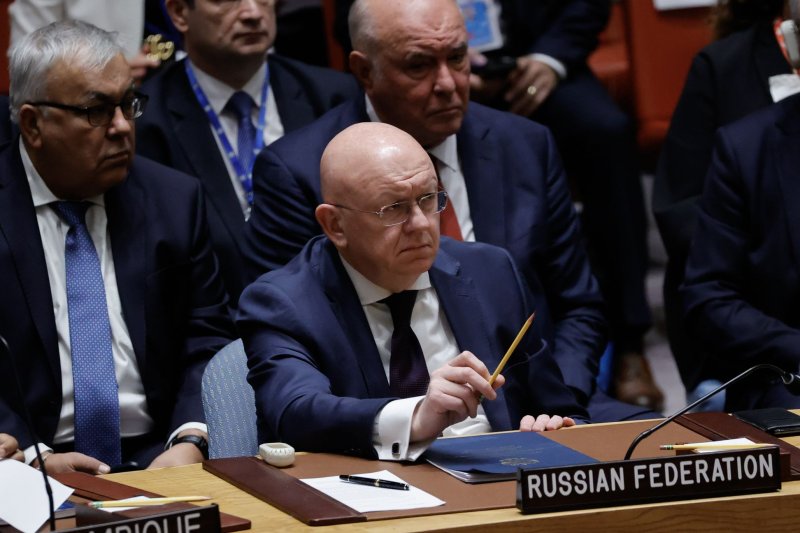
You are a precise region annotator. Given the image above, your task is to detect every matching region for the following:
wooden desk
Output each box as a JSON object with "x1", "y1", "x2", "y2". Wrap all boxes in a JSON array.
[{"x1": 102, "y1": 420, "x2": 800, "y2": 532}]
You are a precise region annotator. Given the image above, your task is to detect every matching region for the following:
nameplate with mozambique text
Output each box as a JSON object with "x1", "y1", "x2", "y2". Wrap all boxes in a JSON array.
[
  {"x1": 65, "y1": 504, "x2": 221, "y2": 533},
  {"x1": 517, "y1": 447, "x2": 781, "y2": 514}
]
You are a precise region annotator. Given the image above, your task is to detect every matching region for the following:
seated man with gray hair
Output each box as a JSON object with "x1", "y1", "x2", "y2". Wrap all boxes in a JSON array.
[
  {"x1": 238, "y1": 122, "x2": 586, "y2": 459},
  {"x1": 0, "y1": 20, "x2": 235, "y2": 474}
]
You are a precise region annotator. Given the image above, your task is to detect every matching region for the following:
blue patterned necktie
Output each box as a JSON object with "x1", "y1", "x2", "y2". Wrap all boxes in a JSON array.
[
  {"x1": 52, "y1": 201, "x2": 121, "y2": 466},
  {"x1": 381, "y1": 291, "x2": 430, "y2": 398},
  {"x1": 226, "y1": 91, "x2": 257, "y2": 174}
]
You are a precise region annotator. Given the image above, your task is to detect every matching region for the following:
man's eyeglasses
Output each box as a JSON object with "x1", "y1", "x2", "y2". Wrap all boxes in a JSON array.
[
  {"x1": 331, "y1": 191, "x2": 449, "y2": 227},
  {"x1": 27, "y1": 93, "x2": 149, "y2": 127}
]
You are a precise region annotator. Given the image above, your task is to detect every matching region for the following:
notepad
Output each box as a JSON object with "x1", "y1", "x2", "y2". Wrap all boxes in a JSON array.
[{"x1": 424, "y1": 431, "x2": 597, "y2": 483}]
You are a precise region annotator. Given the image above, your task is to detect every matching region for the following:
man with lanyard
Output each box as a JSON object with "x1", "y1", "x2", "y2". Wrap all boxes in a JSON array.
[{"x1": 136, "y1": 0, "x2": 359, "y2": 303}]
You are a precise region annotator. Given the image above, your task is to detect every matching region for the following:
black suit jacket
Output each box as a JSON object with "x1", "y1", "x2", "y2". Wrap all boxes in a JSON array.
[
  {"x1": 682, "y1": 94, "x2": 800, "y2": 410},
  {"x1": 135, "y1": 55, "x2": 359, "y2": 302},
  {"x1": 0, "y1": 144, "x2": 236, "y2": 450},
  {"x1": 652, "y1": 22, "x2": 791, "y2": 389}
]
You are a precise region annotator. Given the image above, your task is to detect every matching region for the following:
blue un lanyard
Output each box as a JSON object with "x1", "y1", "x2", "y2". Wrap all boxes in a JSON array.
[{"x1": 184, "y1": 60, "x2": 270, "y2": 207}]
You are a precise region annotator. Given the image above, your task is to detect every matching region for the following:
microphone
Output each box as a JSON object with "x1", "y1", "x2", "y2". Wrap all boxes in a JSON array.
[
  {"x1": 624, "y1": 363, "x2": 800, "y2": 460},
  {"x1": 0, "y1": 333, "x2": 56, "y2": 530}
]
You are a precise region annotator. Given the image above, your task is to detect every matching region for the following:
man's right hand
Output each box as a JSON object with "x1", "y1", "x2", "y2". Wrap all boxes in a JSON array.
[
  {"x1": 35, "y1": 452, "x2": 110, "y2": 475},
  {"x1": 409, "y1": 351, "x2": 505, "y2": 442},
  {"x1": 0, "y1": 433, "x2": 23, "y2": 461}
]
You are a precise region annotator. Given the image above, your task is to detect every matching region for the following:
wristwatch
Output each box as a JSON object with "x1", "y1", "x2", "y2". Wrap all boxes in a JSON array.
[{"x1": 168, "y1": 434, "x2": 209, "y2": 460}]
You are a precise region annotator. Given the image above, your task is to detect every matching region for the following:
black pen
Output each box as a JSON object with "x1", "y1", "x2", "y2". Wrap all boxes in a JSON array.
[{"x1": 339, "y1": 474, "x2": 410, "y2": 491}]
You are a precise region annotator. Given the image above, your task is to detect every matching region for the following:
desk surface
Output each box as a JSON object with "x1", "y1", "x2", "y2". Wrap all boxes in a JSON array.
[{"x1": 104, "y1": 424, "x2": 800, "y2": 532}]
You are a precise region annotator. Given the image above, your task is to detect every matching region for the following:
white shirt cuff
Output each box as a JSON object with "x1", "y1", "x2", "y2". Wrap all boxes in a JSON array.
[
  {"x1": 373, "y1": 397, "x2": 435, "y2": 461},
  {"x1": 23, "y1": 443, "x2": 53, "y2": 465},
  {"x1": 530, "y1": 53, "x2": 567, "y2": 79},
  {"x1": 165, "y1": 422, "x2": 208, "y2": 450}
]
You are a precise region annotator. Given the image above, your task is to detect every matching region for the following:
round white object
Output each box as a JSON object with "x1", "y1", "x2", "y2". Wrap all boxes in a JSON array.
[{"x1": 259, "y1": 442, "x2": 295, "y2": 467}]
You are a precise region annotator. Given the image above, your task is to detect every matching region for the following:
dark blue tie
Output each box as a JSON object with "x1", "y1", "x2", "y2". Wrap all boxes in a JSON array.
[
  {"x1": 382, "y1": 291, "x2": 430, "y2": 398},
  {"x1": 52, "y1": 201, "x2": 121, "y2": 466},
  {"x1": 226, "y1": 91, "x2": 257, "y2": 175}
]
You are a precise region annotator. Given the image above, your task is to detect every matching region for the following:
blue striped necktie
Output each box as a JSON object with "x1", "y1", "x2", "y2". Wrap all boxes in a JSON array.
[
  {"x1": 52, "y1": 201, "x2": 121, "y2": 466},
  {"x1": 226, "y1": 91, "x2": 257, "y2": 174}
]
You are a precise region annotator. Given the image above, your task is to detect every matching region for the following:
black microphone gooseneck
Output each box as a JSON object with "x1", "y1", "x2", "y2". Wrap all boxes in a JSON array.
[
  {"x1": 0, "y1": 333, "x2": 56, "y2": 530},
  {"x1": 624, "y1": 363, "x2": 799, "y2": 460}
]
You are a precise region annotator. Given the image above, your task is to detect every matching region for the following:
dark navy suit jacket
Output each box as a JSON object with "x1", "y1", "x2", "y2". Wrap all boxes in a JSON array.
[
  {"x1": 494, "y1": 0, "x2": 609, "y2": 70},
  {"x1": 682, "y1": 94, "x2": 800, "y2": 410},
  {"x1": 653, "y1": 21, "x2": 791, "y2": 389},
  {"x1": 241, "y1": 98, "x2": 657, "y2": 421},
  {"x1": 237, "y1": 236, "x2": 588, "y2": 456},
  {"x1": 0, "y1": 143, "x2": 236, "y2": 453},
  {"x1": 135, "y1": 55, "x2": 359, "y2": 302}
]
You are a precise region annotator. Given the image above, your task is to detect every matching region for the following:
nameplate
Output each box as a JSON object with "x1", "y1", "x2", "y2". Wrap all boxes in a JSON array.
[
  {"x1": 517, "y1": 447, "x2": 781, "y2": 514},
  {"x1": 65, "y1": 504, "x2": 221, "y2": 533}
]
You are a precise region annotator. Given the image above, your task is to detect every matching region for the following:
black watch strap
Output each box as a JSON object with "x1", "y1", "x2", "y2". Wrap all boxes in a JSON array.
[{"x1": 169, "y1": 434, "x2": 209, "y2": 459}]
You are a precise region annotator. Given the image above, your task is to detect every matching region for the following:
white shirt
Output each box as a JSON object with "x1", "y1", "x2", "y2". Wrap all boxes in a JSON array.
[
  {"x1": 9, "y1": 0, "x2": 145, "y2": 59},
  {"x1": 340, "y1": 257, "x2": 492, "y2": 461},
  {"x1": 365, "y1": 96, "x2": 476, "y2": 242},
  {"x1": 20, "y1": 140, "x2": 203, "y2": 463},
  {"x1": 189, "y1": 60, "x2": 284, "y2": 215}
]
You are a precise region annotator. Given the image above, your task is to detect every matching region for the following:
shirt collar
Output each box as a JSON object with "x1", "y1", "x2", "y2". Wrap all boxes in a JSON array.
[
  {"x1": 20, "y1": 138, "x2": 104, "y2": 208},
  {"x1": 339, "y1": 252, "x2": 432, "y2": 306},
  {"x1": 365, "y1": 95, "x2": 458, "y2": 171},
  {"x1": 188, "y1": 59, "x2": 268, "y2": 116}
]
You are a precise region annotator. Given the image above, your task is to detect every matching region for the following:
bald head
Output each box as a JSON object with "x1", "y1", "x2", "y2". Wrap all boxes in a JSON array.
[
  {"x1": 347, "y1": 0, "x2": 469, "y2": 148},
  {"x1": 349, "y1": 0, "x2": 464, "y2": 56},
  {"x1": 320, "y1": 122, "x2": 433, "y2": 204},
  {"x1": 316, "y1": 122, "x2": 440, "y2": 293}
]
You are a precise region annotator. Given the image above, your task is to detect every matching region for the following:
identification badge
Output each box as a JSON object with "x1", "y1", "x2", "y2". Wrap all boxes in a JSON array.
[{"x1": 458, "y1": 0, "x2": 504, "y2": 52}]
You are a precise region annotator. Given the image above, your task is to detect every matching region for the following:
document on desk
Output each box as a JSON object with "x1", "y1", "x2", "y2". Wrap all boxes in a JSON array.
[
  {"x1": 0, "y1": 459, "x2": 73, "y2": 533},
  {"x1": 300, "y1": 470, "x2": 444, "y2": 513},
  {"x1": 424, "y1": 431, "x2": 597, "y2": 483}
]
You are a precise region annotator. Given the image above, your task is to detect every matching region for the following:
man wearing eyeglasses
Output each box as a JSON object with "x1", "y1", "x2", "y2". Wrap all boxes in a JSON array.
[
  {"x1": 244, "y1": 0, "x2": 657, "y2": 423},
  {"x1": 238, "y1": 122, "x2": 586, "y2": 459},
  {"x1": 0, "y1": 21, "x2": 235, "y2": 474}
]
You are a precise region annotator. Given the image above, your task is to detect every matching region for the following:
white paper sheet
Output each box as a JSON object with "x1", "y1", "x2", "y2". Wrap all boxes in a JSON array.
[
  {"x1": 300, "y1": 470, "x2": 445, "y2": 513},
  {"x1": 0, "y1": 459, "x2": 73, "y2": 533},
  {"x1": 653, "y1": 0, "x2": 716, "y2": 11}
]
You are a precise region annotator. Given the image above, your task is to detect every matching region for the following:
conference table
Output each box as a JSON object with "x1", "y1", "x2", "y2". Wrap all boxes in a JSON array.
[{"x1": 97, "y1": 417, "x2": 800, "y2": 532}]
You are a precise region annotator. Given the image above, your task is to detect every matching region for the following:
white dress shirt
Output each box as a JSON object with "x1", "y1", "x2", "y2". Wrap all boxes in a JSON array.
[
  {"x1": 340, "y1": 257, "x2": 492, "y2": 461},
  {"x1": 365, "y1": 96, "x2": 476, "y2": 242},
  {"x1": 189, "y1": 60, "x2": 285, "y2": 215},
  {"x1": 20, "y1": 140, "x2": 203, "y2": 463}
]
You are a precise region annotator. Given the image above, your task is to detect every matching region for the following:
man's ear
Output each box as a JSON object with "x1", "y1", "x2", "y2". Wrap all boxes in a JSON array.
[
  {"x1": 316, "y1": 203, "x2": 347, "y2": 248},
  {"x1": 348, "y1": 51, "x2": 374, "y2": 90},
  {"x1": 165, "y1": 0, "x2": 190, "y2": 33},
  {"x1": 18, "y1": 105, "x2": 43, "y2": 149}
]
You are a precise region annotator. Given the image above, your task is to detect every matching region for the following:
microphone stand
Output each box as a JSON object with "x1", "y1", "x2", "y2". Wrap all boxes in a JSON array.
[
  {"x1": 0, "y1": 334, "x2": 56, "y2": 530},
  {"x1": 624, "y1": 363, "x2": 795, "y2": 460}
]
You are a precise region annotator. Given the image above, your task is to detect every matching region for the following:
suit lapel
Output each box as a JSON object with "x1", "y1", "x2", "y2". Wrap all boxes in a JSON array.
[
  {"x1": 316, "y1": 239, "x2": 391, "y2": 397},
  {"x1": 774, "y1": 100, "x2": 800, "y2": 271},
  {"x1": 457, "y1": 111, "x2": 507, "y2": 246},
  {"x1": 430, "y1": 248, "x2": 513, "y2": 431},
  {"x1": 753, "y1": 22, "x2": 794, "y2": 99},
  {"x1": 168, "y1": 65, "x2": 245, "y2": 242},
  {"x1": 269, "y1": 57, "x2": 317, "y2": 132},
  {"x1": 105, "y1": 164, "x2": 147, "y2": 368},
  {"x1": 0, "y1": 144, "x2": 61, "y2": 384}
]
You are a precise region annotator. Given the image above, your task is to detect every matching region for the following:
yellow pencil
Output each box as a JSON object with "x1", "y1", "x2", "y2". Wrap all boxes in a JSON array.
[
  {"x1": 660, "y1": 443, "x2": 774, "y2": 451},
  {"x1": 488, "y1": 312, "x2": 536, "y2": 387},
  {"x1": 89, "y1": 496, "x2": 211, "y2": 509}
]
